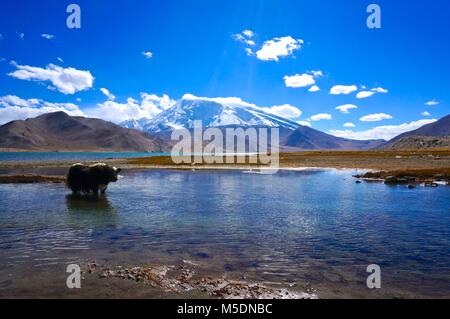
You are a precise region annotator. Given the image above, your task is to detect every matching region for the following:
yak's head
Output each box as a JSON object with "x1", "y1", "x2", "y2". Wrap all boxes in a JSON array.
[
  {"x1": 91, "y1": 164, "x2": 122, "y2": 183},
  {"x1": 108, "y1": 166, "x2": 122, "y2": 182}
]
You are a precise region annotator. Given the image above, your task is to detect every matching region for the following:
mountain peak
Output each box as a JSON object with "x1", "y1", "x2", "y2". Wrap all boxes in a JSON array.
[
  {"x1": 127, "y1": 97, "x2": 301, "y2": 133},
  {"x1": 35, "y1": 111, "x2": 72, "y2": 120}
]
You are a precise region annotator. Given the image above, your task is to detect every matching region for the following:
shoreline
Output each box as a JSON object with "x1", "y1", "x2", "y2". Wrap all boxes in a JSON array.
[
  {"x1": 0, "y1": 150, "x2": 449, "y2": 185},
  {"x1": 2, "y1": 167, "x2": 448, "y2": 185},
  {"x1": 1, "y1": 149, "x2": 450, "y2": 168}
]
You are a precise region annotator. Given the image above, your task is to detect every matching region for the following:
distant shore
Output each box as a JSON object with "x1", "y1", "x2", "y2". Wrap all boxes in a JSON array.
[
  {"x1": 1, "y1": 149, "x2": 449, "y2": 170},
  {"x1": 0, "y1": 149, "x2": 449, "y2": 185}
]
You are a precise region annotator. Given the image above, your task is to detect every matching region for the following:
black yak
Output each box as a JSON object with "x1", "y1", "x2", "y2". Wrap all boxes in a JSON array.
[{"x1": 67, "y1": 163, "x2": 121, "y2": 195}]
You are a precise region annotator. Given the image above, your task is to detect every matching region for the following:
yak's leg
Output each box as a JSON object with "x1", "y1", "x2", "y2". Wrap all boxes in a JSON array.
[
  {"x1": 99, "y1": 184, "x2": 108, "y2": 194},
  {"x1": 92, "y1": 186, "x2": 99, "y2": 196}
]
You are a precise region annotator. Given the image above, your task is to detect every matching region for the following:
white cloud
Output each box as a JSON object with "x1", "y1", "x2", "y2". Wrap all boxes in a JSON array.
[
  {"x1": 343, "y1": 122, "x2": 356, "y2": 128},
  {"x1": 356, "y1": 87, "x2": 388, "y2": 99},
  {"x1": 336, "y1": 104, "x2": 358, "y2": 114},
  {"x1": 308, "y1": 113, "x2": 332, "y2": 121},
  {"x1": 141, "y1": 93, "x2": 176, "y2": 111},
  {"x1": 329, "y1": 85, "x2": 357, "y2": 95},
  {"x1": 245, "y1": 48, "x2": 254, "y2": 56},
  {"x1": 356, "y1": 91, "x2": 375, "y2": 99},
  {"x1": 371, "y1": 87, "x2": 388, "y2": 93},
  {"x1": 232, "y1": 30, "x2": 256, "y2": 46},
  {"x1": 242, "y1": 30, "x2": 254, "y2": 38},
  {"x1": 256, "y1": 36, "x2": 303, "y2": 62},
  {"x1": 297, "y1": 120, "x2": 312, "y2": 127},
  {"x1": 0, "y1": 95, "x2": 84, "y2": 125},
  {"x1": 425, "y1": 99, "x2": 439, "y2": 106},
  {"x1": 234, "y1": 35, "x2": 255, "y2": 46},
  {"x1": 182, "y1": 94, "x2": 256, "y2": 108},
  {"x1": 284, "y1": 70, "x2": 322, "y2": 89},
  {"x1": 57, "y1": 57, "x2": 64, "y2": 63},
  {"x1": 0, "y1": 34, "x2": 3, "y2": 40},
  {"x1": 87, "y1": 93, "x2": 176, "y2": 123},
  {"x1": 284, "y1": 73, "x2": 315, "y2": 88},
  {"x1": 0, "y1": 95, "x2": 39, "y2": 108},
  {"x1": 41, "y1": 34, "x2": 55, "y2": 40},
  {"x1": 421, "y1": 111, "x2": 431, "y2": 117},
  {"x1": 8, "y1": 63, "x2": 94, "y2": 95},
  {"x1": 360, "y1": 113, "x2": 393, "y2": 122},
  {"x1": 142, "y1": 51, "x2": 153, "y2": 59},
  {"x1": 309, "y1": 85, "x2": 320, "y2": 92},
  {"x1": 16, "y1": 31, "x2": 24, "y2": 39},
  {"x1": 262, "y1": 104, "x2": 302, "y2": 119},
  {"x1": 100, "y1": 88, "x2": 116, "y2": 101},
  {"x1": 329, "y1": 119, "x2": 437, "y2": 141}
]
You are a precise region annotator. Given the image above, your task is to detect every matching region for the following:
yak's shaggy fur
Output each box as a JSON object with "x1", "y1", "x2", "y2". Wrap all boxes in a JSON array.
[{"x1": 67, "y1": 163, "x2": 121, "y2": 195}]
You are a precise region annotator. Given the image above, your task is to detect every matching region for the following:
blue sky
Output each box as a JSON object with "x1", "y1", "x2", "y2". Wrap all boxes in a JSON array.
[{"x1": 0, "y1": 0, "x2": 449, "y2": 140}]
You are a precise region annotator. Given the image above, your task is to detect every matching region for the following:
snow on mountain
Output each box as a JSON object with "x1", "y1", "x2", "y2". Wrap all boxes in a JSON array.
[
  {"x1": 120, "y1": 118, "x2": 151, "y2": 131},
  {"x1": 120, "y1": 97, "x2": 301, "y2": 133}
]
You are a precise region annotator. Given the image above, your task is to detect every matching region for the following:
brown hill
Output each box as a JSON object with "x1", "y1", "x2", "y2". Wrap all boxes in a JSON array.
[
  {"x1": 0, "y1": 112, "x2": 167, "y2": 152},
  {"x1": 381, "y1": 114, "x2": 450, "y2": 149},
  {"x1": 383, "y1": 136, "x2": 450, "y2": 150},
  {"x1": 283, "y1": 125, "x2": 385, "y2": 150}
]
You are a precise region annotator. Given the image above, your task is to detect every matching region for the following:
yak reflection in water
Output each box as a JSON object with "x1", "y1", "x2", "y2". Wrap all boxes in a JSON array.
[{"x1": 65, "y1": 194, "x2": 116, "y2": 214}]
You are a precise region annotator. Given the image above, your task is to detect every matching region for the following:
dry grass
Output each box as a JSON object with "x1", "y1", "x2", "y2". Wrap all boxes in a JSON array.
[
  {"x1": 0, "y1": 175, "x2": 66, "y2": 184},
  {"x1": 126, "y1": 155, "x2": 266, "y2": 166},
  {"x1": 125, "y1": 149, "x2": 450, "y2": 171}
]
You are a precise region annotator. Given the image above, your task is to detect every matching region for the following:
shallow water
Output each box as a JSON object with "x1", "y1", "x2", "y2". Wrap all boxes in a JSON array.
[
  {"x1": 0, "y1": 169, "x2": 449, "y2": 298},
  {"x1": 0, "y1": 152, "x2": 168, "y2": 162}
]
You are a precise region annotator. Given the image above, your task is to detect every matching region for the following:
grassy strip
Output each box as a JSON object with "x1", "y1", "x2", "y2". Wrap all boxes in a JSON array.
[
  {"x1": 0, "y1": 175, "x2": 66, "y2": 184},
  {"x1": 124, "y1": 149, "x2": 450, "y2": 169}
]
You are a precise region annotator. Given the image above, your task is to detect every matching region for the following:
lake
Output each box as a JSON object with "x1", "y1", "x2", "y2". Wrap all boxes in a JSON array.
[
  {"x1": 0, "y1": 152, "x2": 169, "y2": 162},
  {"x1": 0, "y1": 169, "x2": 449, "y2": 298}
]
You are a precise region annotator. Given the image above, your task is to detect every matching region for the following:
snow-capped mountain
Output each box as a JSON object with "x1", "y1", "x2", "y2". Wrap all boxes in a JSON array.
[
  {"x1": 120, "y1": 118, "x2": 151, "y2": 132},
  {"x1": 117, "y1": 97, "x2": 389, "y2": 150},
  {"x1": 120, "y1": 97, "x2": 301, "y2": 133}
]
